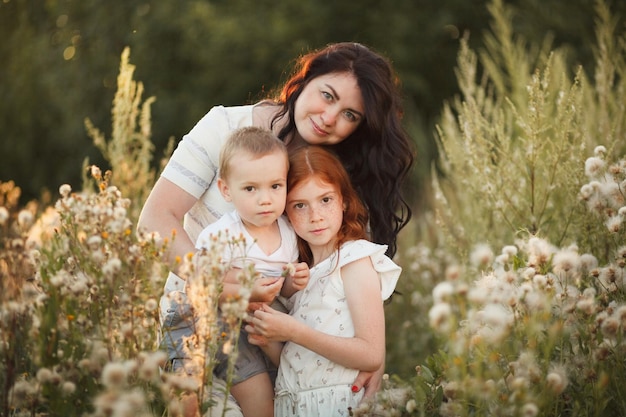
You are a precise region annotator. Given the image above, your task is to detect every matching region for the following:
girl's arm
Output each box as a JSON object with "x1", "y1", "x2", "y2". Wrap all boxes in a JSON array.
[{"x1": 250, "y1": 256, "x2": 385, "y2": 372}]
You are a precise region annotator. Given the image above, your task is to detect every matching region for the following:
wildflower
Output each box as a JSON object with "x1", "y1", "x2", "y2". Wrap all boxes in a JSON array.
[
  {"x1": 59, "y1": 183, "x2": 72, "y2": 197},
  {"x1": 594, "y1": 145, "x2": 607, "y2": 156},
  {"x1": 62, "y1": 381, "x2": 76, "y2": 395},
  {"x1": 101, "y1": 362, "x2": 129, "y2": 388},
  {"x1": 17, "y1": 209, "x2": 34, "y2": 228},
  {"x1": 432, "y1": 281, "x2": 455, "y2": 303},
  {"x1": 90, "y1": 165, "x2": 102, "y2": 179},
  {"x1": 546, "y1": 366, "x2": 569, "y2": 395},
  {"x1": 429, "y1": 302, "x2": 453, "y2": 333},
  {"x1": 605, "y1": 215, "x2": 622, "y2": 233},
  {"x1": 580, "y1": 253, "x2": 598, "y2": 272},
  {"x1": 470, "y1": 243, "x2": 494, "y2": 268},
  {"x1": 585, "y1": 156, "x2": 605, "y2": 178},
  {"x1": 552, "y1": 249, "x2": 581, "y2": 278},
  {"x1": 36, "y1": 367, "x2": 54, "y2": 383},
  {"x1": 521, "y1": 402, "x2": 539, "y2": 417},
  {"x1": 281, "y1": 262, "x2": 296, "y2": 277},
  {"x1": 145, "y1": 298, "x2": 158, "y2": 312},
  {"x1": 0, "y1": 206, "x2": 8, "y2": 225},
  {"x1": 527, "y1": 237, "x2": 555, "y2": 268},
  {"x1": 102, "y1": 258, "x2": 122, "y2": 276}
]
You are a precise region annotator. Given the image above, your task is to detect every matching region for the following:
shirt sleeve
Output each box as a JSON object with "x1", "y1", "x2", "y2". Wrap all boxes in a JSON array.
[{"x1": 161, "y1": 105, "x2": 230, "y2": 199}]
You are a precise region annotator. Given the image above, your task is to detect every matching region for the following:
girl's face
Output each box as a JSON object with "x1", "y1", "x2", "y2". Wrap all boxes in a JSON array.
[
  {"x1": 293, "y1": 72, "x2": 365, "y2": 146},
  {"x1": 286, "y1": 176, "x2": 344, "y2": 263}
]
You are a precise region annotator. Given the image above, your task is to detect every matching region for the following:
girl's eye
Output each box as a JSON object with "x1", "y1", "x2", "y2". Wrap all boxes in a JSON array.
[
  {"x1": 244, "y1": 186, "x2": 254, "y2": 192},
  {"x1": 272, "y1": 184, "x2": 282, "y2": 190},
  {"x1": 321, "y1": 197, "x2": 332, "y2": 204},
  {"x1": 293, "y1": 203, "x2": 305, "y2": 209}
]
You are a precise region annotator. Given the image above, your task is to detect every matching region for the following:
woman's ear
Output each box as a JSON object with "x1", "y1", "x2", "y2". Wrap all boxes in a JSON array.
[{"x1": 217, "y1": 177, "x2": 232, "y2": 202}]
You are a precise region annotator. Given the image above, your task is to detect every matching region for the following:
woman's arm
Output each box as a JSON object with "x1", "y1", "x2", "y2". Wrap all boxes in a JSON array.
[
  {"x1": 137, "y1": 177, "x2": 197, "y2": 268},
  {"x1": 250, "y1": 257, "x2": 385, "y2": 372}
]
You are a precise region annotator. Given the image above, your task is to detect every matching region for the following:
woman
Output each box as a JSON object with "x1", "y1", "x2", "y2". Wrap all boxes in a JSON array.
[{"x1": 138, "y1": 41, "x2": 414, "y2": 403}]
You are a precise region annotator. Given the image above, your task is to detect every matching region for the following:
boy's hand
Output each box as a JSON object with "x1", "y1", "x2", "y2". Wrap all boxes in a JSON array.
[{"x1": 248, "y1": 276, "x2": 284, "y2": 312}]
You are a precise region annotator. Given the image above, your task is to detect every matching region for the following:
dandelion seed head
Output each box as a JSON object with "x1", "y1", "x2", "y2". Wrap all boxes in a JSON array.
[
  {"x1": 0, "y1": 206, "x2": 9, "y2": 225},
  {"x1": 605, "y1": 215, "x2": 622, "y2": 233},
  {"x1": 585, "y1": 156, "x2": 605, "y2": 178},
  {"x1": 445, "y1": 264, "x2": 461, "y2": 281},
  {"x1": 62, "y1": 381, "x2": 76, "y2": 395},
  {"x1": 470, "y1": 243, "x2": 494, "y2": 268},
  {"x1": 546, "y1": 366, "x2": 569, "y2": 394},
  {"x1": 601, "y1": 317, "x2": 620, "y2": 337},
  {"x1": 579, "y1": 183, "x2": 594, "y2": 200},
  {"x1": 580, "y1": 253, "x2": 598, "y2": 272},
  {"x1": 522, "y1": 402, "x2": 539, "y2": 417},
  {"x1": 17, "y1": 209, "x2": 34, "y2": 228},
  {"x1": 576, "y1": 298, "x2": 596, "y2": 315},
  {"x1": 552, "y1": 249, "x2": 581, "y2": 278},
  {"x1": 36, "y1": 367, "x2": 53, "y2": 383},
  {"x1": 405, "y1": 399, "x2": 417, "y2": 413},
  {"x1": 102, "y1": 362, "x2": 128, "y2": 388},
  {"x1": 59, "y1": 184, "x2": 72, "y2": 198},
  {"x1": 102, "y1": 258, "x2": 122, "y2": 276},
  {"x1": 433, "y1": 281, "x2": 455, "y2": 303},
  {"x1": 594, "y1": 145, "x2": 607, "y2": 156},
  {"x1": 429, "y1": 302, "x2": 452, "y2": 333},
  {"x1": 145, "y1": 298, "x2": 158, "y2": 312}
]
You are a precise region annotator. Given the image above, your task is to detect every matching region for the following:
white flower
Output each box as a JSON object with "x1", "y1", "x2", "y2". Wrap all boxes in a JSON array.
[
  {"x1": 594, "y1": 145, "x2": 607, "y2": 156},
  {"x1": 470, "y1": 243, "x2": 494, "y2": 268},
  {"x1": 585, "y1": 156, "x2": 605, "y2": 178},
  {"x1": 0, "y1": 206, "x2": 9, "y2": 225},
  {"x1": 59, "y1": 184, "x2": 72, "y2": 198},
  {"x1": 429, "y1": 302, "x2": 453, "y2": 333},
  {"x1": 432, "y1": 281, "x2": 455, "y2": 303},
  {"x1": 17, "y1": 209, "x2": 34, "y2": 228}
]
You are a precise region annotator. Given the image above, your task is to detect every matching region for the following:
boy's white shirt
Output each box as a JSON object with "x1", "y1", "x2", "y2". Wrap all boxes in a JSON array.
[{"x1": 195, "y1": 210, "x2": 299, "y2": 276}]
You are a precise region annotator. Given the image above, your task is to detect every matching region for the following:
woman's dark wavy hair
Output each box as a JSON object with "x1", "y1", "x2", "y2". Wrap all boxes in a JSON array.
[
  {"x1": 271, "y1": 42, "x2": 414, "y2": 257},
  {"x1": 287, "y1": 146, "x2": 369, "y2": 267}
]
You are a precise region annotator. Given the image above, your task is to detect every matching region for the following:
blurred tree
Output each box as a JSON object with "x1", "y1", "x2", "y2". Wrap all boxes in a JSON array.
[{"x1": 0, "y1": 0, "x2": 624, "y2": 207}]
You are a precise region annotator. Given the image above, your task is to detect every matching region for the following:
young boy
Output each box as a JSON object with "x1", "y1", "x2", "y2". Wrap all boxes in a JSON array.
[{"x1": 194, "y1": 126, "x2": 308, "y2": 417}]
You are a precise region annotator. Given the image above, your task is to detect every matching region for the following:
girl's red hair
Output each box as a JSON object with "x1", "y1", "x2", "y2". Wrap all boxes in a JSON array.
[{"x1": 288, "y1": 146, "x2": 369, "y2": 266}]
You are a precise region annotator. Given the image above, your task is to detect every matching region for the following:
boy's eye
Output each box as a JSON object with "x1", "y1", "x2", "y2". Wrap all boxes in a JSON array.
[
  {"x1": 272, "y1": 184, "x2": 282, "y2": 190},
  {"x1": 244, "y1": 186, "x2": 254, "y2": 192}
]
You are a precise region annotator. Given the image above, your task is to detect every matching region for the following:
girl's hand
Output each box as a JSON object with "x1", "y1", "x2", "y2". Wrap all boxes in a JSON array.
[
  {"x1": 249, "y1": 303, "x2": 297, "y2": 342},
  {"x1": 289, "y1": 261, "x2": 310, "y2": 291}
]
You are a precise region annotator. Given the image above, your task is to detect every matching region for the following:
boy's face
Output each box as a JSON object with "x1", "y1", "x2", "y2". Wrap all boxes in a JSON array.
[{"x1": 218, "y1": 150, "x2": 288, "y2": 231}]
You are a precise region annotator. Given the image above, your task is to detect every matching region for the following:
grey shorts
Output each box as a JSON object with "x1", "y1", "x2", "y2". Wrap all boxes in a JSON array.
[{"x1": 213, "y1": 324, "x2": 276, "y2": 385}]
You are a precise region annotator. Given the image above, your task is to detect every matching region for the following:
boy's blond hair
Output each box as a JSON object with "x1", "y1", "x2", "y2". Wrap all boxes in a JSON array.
[{"x1": 219, "y1": 126, "x2": 289, "y2": 180}]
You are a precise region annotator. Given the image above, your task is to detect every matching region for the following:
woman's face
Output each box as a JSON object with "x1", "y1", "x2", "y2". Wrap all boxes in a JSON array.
[{"x1": 293, "y1": 72, "x2": 364, "y2": 146}]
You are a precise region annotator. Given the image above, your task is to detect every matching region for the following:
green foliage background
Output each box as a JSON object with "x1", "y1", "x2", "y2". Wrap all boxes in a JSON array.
[{"x1": 2, "y1": 0, "x2": 624, "y2": 205}]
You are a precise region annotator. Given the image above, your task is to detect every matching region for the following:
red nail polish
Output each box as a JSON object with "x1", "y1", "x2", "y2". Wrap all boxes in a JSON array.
[{"x1": 351, "y1": 385, "x2": 359, "y2": 393}]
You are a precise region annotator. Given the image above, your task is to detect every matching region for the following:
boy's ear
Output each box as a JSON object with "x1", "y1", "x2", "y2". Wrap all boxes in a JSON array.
[{"x1": 217, "y1": 178, "x2": 232, "y2": 202}]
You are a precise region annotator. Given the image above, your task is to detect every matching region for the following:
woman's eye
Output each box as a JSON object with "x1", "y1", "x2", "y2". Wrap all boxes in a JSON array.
[
  {"x1": 343, "y1": 111, "x2": 358, "y2": 122},
  {"x1": 322, "y1": 91, "x2": 333, "y2": 101}
]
